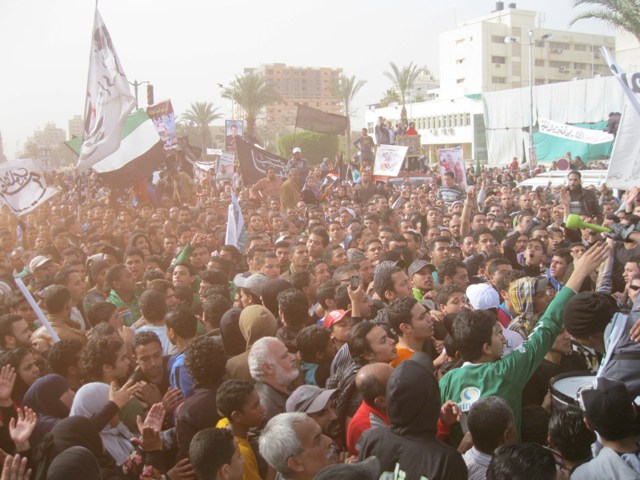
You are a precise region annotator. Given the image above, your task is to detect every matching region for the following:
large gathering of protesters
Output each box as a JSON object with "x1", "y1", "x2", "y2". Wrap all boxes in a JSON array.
[{"x1": 0, "y1": 141, "x2": 639, "y2": 480}]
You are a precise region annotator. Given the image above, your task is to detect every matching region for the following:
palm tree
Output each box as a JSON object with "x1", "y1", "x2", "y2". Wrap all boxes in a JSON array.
[
  {"x1": 571, "y1": 0, "x2": 640, "y2": 42},
  {"x1": 222, "y1": 72, "x2": 282, "y2": 143},
  {"x1": 383, "y1": 62, "x2": 424, "y2": 122},
  {"x1": 181, "y1": 102, "x2": 222, "y2": 158},
  {"x1": 332, "y1": 74, "x2": 367, "y2": 159},
  {"x1": 379, "y1": 88, "x2": 401, "y2": 107}
]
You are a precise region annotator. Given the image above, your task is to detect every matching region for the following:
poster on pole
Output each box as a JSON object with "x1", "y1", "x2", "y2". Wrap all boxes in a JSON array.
[
  {"x1": 147, "y1": 100, "x2": 177, "y2": 150},
  {"x1": 218, "y1": 151, "x2": 235, "y2": 175},
  {"x1": 373, "y1": 145, "x2": 408, "y2": 177},
  {"x1": 225, "y1": 120, "x2": 243, "y2": 152},
  {"x1": 438, "y1": 146, "x2": 467, "y2": 188}
]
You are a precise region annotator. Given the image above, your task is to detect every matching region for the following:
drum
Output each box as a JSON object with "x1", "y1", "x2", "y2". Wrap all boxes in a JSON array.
[{"x1": 550, "y1": 371, "x2": 596, "y2": 409}]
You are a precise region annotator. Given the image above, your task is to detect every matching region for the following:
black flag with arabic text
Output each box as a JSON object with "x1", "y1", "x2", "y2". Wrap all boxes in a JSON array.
[
  {"x1": 295, "y1": 104, "x2": 348, "y2": 135},
  {"x1": 236, "y1": 137, "x2": 288, "y2": 186}
]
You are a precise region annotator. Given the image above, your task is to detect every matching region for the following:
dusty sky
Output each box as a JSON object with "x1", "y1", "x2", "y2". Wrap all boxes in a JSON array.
[{"x1": 0, "y1": 0, "x2": 610, "y2": 158}]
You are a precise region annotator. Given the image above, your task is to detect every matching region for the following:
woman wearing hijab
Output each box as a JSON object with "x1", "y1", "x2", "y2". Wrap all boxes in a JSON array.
[
  {"x1": 23, "y1": 374, "x2": 75, "y2": 448},
  {"x1": 70, "y1": 383, "x2": 137, "y2": 466},
  {"x1": 47, "y1": 446, "x2": 101, "y2": 480},
  {"x1": 34, "y1": 416, "x2": 164, "y2": 480}
]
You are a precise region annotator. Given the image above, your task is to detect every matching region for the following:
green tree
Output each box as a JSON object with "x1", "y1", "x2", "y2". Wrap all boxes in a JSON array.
[
  {"x1": 181, "y1": 102, "x2": 222, "y2": 158},
  {"x1": 332, "y1": 74, "x2": 367, "y2": 160},
  {"x1": 379, "y1": 88, "x2": 400, "y2": 107},
  {"x1": 383, "y1": 62, "x2": 424, "y2": 122},
  {"x1": 571, "y1": 0, "x2": 640, "y2": 42},
  {"x1": 223, "y1": 72, "x2": 282, "y2": 144},
  {"x1": 277, "y1": 131, "x2": 339, "y2": 165}
]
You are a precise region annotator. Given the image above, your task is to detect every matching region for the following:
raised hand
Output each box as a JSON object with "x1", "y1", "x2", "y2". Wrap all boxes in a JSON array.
[
  {"x1": 162, "y1": 388, "x2": 183, "y2": 414},
  {"x1": 167, "y1": 458, "x2": 196, "y2": 480},
  {"x1": 0, "y1": 454, "x2": 31, "y2": 480},
  {"x1": 439, "y1": 400, "x2": 461, "y2": 426},
  {"x1": 0, "y1": 366, "x2": 16, "y2": 406},
  {"x1": 9, "y1": 408, "x2": 37, "y2": 452},
  {"x1": 130, "y1": 426, "x2": 162, "y2": 452},
  {"x1": 137, "y1": 403, "x2": 165, "y2": 434},
  {"x1": 109, "y1": 380, "x2": 141, "y2": 409}
]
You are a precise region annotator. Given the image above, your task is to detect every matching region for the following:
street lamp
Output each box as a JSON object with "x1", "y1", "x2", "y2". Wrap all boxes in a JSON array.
[
  {"x1": 504, "y1": 31, "x2": 552, "y2": 170},
  {"x1": 129, "y1": 79, "x2": 150, "y2": 109}
]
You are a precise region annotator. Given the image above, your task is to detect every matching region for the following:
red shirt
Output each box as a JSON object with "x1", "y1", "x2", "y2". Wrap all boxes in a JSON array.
[{"x1": 346, "y1": 401, "x2": 389, "y2": 455}]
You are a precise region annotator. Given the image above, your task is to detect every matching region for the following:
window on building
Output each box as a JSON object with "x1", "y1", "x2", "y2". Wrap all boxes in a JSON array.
[
  {"x1": 535, "y1": 59, "x2": 545, "y2": 67},
  {"x1": 574, "y1": 44, "x2": 588, "y2": 51},
  {"x1": 574, "y1": 62, "x2": 588, "y2": 70},
  {"x1": 492, "y1": 56, "x2": 506, "y2": 64},
  {"x1": 456, "y1": 58, "x2": 465, "y2": 64},
  {"x1": 492, "y1": 35, "x2": 505, "y2": 43},
  {"x1": 464, "y1": 113, "x2": 471, "y2": 126},
  {"x1": 456, "y1": 78, "x2": 465, "y2": 84},
  {"x1": 492, "y1": 76, "x2": 507, "y2": 84}
]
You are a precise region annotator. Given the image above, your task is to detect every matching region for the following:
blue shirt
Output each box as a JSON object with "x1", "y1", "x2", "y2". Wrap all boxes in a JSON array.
[{"x1": 168, "y1": 352, "x2": 194, "y2": 400}]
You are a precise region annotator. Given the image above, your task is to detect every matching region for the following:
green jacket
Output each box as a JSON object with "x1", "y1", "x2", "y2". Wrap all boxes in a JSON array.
[{"x1": 439, "y1": 287, "x2": 575, "y2": 435}]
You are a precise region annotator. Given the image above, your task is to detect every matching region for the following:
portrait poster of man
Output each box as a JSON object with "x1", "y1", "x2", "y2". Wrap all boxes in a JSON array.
[
  {"x1": 225, "y1": 120, "x2": 243, "y2": 152},
  {"x1": 438, "y1": 146, "x2": 467, "y2": 188}
]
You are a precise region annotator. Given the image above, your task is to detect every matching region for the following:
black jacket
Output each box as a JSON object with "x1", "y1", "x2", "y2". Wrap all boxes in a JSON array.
[{"x1": 359, "y1": 353, "x2": 467, "y2": 480}]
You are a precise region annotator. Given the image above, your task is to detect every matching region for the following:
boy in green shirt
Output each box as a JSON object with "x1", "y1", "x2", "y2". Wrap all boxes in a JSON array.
[{"x1": 439, "y1": 242, "x2": 608, "y2": 434}]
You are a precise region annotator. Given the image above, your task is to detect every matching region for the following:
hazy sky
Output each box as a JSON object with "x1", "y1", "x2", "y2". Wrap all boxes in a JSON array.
[{"x1": 0, "y1": 0, "x2": 611, "y2": 158}]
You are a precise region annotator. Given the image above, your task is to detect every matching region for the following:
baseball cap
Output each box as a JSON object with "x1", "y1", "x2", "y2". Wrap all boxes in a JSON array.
[
  {"x1": 315, "y1": 456, "x2": 380, "y2": 480},
  {"x1": 28, "y1": 255, "x2": 53, "y2": 272},
  {"x1": 322, "y1": 309, "x2": 351, "y2": 329},
  {"x1": 466, "y1": 283, "x2": 500, "y2": 310},
  {"x1": 233, "y1": 273, "x2": 268, "y2": 297},
  {"x1": 534, "y1": 276, "x2": 550, "y2": 294},
  {"x1": 579, "y1": 377, "x2": 638, "y2": 440},
  {"x1": 408, "y1": 260, "x2": 436, "y2": 277},
  {"x1": 292, "y1": 147, "x2": 302, "y2": 154},
  {"x1": 285, "y1": 385, "x2": 337, "y2": 414}
]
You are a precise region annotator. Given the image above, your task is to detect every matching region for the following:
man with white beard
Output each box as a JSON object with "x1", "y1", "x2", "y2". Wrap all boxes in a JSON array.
[{"x1": 249, "y1": 336, "x2": 300, "y2": 422}]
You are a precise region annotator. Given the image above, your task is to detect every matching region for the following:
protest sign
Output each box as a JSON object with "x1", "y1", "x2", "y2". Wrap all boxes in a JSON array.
[
  {"x1": 438, "y1": 146, "x2": 467, "y2": 188},
  {"x1": 373, "y1": 145, "x2": 408, "y2": 177}
]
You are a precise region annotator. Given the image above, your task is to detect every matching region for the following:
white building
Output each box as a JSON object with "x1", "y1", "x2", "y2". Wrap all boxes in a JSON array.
[
  {"x1": 438, "y1": 2, "x2": 614, "y2": 99},
  {"x1": 365, "y1": 97, "x2": 485, "y2": 163},
  {"x1": 615, "y1": 29, "x2": 640, "y2": 73}
]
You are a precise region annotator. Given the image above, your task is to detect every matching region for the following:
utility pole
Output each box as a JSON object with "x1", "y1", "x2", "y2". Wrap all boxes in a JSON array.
[{"x1": 129, "y1": 79, "x2": 150, "y2": 109}]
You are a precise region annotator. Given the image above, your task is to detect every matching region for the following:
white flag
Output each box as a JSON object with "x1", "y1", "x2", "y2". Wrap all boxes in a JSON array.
[
  {"x1": 78, "y1": 9, "x2": 135, "y2": 171},
  {"x1": 0, "y1": 160, "x2": 58, "y2": 216},
  {"x1": 225, "y1": 192, "x2": 246, "y2": 252},
  {"x1": 601, "y1": 47, "x2": 640, "y2": 118}
]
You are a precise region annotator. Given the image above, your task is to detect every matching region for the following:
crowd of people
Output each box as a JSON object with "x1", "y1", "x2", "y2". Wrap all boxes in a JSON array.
[{"x1": 0, "y1": 149, "x2": 638, "y2": 480}]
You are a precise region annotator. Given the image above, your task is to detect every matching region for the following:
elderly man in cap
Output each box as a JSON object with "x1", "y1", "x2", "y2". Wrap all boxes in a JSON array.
[
  {"x1": 286, "y1": 385, "x2": 340, "y2": 440},
  {"x1": 286, "y1": 147, "x2": 309, "y2": 185},
  {"x1": 573, "y1": 377, "x2": 640, "y2": 479},
  {"x1": 28, "y1": 255, "x2": 56, "y2": 290}
]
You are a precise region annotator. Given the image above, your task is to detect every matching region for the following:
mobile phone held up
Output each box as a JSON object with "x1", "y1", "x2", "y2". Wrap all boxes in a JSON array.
[{"x1": 350, "y1": 275, "x2": 360, "y2": 291}]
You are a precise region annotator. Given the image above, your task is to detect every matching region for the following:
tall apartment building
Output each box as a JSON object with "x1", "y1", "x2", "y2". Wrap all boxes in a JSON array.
[
  {"x1": 28, "y1": 122, "x2": 66, "y2": 153},
  {"x1": 439, "y1": 2, "x2": 615, "y2": 98},
  {"x1": 246, "y1": 63, "x2": 342, "y2": 130},
  {"x1": 68, "y1": 114, "x2": 83, "y2": 140}
]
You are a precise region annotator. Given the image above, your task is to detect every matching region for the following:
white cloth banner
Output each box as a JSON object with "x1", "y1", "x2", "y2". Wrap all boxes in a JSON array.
[
  {"x1": 605, "y1": 105, "x2": 640, "y2": 189},
  {"x1": 0, "y1": 161, "x2": 58, "y2": 216},
  {"x1": 538, "y1": 118, "x2": 613, "y2": 144},
  {"x1": 601, "y1": 47, "x2": 640, "y2": 118},
  {"x1": 207, "y1": 148, "x2": 223, "y2": 156},
  {"x1": 438, "y1": 146, "x2": 468, "y2": 189},
  {"x1": 373, "y1": 145, "x2": 408, "y2": 177},
  {"x1": 225, "y1": 191, "x2": 246, "y2": 252},
  {"x1": 78, "y1": 8, "x2": 135, "y2": 171}
]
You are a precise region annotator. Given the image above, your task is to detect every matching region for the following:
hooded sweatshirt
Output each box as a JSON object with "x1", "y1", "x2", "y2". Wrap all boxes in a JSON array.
[
  {"x1": 359, "y1": 353, "x2": 467, "y2": 480},
  {"x1": 225, "y1": 305, "x2": 277, "y2": 382}
]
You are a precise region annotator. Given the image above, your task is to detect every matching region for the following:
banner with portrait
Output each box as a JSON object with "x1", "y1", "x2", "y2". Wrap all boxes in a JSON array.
[
  {"x1": 438, "y1": 146, "x2": 467, "y2": 188},
  {"x1": 225, "y1": 120, "x2": 244, "y2": 152},
  {"x1": 147, "y1": 100, "x2": 178, "y2": 150},
  {"x1": 373, "y1": 145, "x2": 408, "y2": 177}
]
